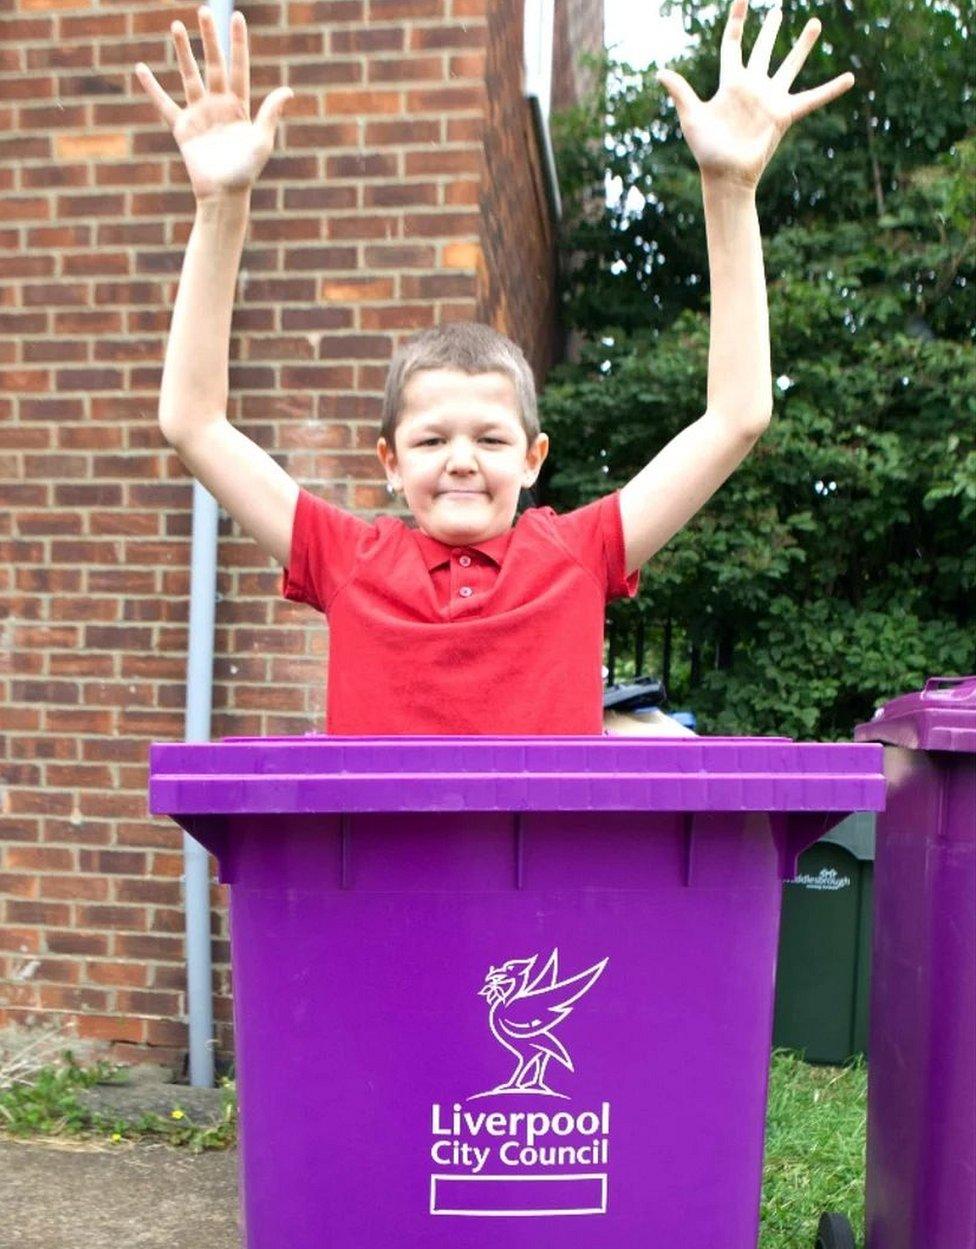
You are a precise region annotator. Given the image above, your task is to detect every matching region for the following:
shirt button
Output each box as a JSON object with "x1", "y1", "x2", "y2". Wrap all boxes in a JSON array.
[
  {"x1": 458, "y1": 554, "x2": 472, "y2": 568},
  {"x1": 458, "y1": 586, "x2": 473, "y2": 598}
]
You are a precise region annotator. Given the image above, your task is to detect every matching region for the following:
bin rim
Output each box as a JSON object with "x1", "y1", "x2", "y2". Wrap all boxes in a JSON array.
[
  {"x1": 147, "y1": 735, "x2": 886, "y2": 818},
  {"x1": 855, "y1": 674, "x2": 976, "y2": 754}
]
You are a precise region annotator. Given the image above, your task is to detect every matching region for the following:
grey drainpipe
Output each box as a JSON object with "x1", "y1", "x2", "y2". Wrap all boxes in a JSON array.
[{"x1": 180, "y1": 0, "x2": 235, "y2": 1089}]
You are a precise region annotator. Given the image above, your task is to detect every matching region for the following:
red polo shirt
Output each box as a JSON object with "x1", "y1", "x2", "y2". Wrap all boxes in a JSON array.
[{"x1": 282, "y1": 487, "x2": 638, "y2": 735}]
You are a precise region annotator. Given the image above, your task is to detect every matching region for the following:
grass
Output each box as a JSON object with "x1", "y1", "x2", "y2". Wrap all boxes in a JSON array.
[
  {"x1": 0, "y1": 1045, "x2": 866, "y2": 1241},
  {"x1": 761, "y1": 1049, "x2": 867, "y2": 1248}
]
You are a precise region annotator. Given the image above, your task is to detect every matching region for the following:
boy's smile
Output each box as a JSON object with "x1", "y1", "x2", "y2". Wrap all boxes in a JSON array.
[{"x1": 377, "y1": 368, "x2": 548, "y2": 547}]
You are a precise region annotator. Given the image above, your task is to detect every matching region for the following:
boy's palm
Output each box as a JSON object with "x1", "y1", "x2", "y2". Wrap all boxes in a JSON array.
[
  {"x1": 135, "y1": 8, "x2": 292, "y2": 202},
  {"x1": 174, "y1": 103, "x2": 268, "y2": 200},
  {"x1": 658, "y1": 0, "x2": 854, "y2": 188}
]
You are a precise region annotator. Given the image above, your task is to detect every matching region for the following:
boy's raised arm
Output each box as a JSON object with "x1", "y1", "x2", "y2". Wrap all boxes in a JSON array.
[
  {"x1": 136, "y1": 8, "x2": 298, "y2": 567},
  {"x1": 618, "y1": 0, "x2": 853, "y2": 575}
]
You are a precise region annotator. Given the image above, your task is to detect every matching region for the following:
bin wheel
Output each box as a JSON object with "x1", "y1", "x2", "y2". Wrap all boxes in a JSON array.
[{"x1": 815, "y1": 1212, "x2": 857, "y2": 1249}]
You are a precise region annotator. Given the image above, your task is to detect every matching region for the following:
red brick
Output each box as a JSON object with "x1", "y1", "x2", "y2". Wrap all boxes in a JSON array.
[
  {"x1": 5, "y1": 901, "x2": 72, "y2": 927},
  {"x1": 0, "y1": 708, "x2": 41, "y2": 732},
  {"x1": 87, "y1": 961, "x2": 149, "y2": 988},
  {"x1": 369, "y1": 0, "x2": 443, "y2": 16},
  {"x1": 324, "y1": 89, "x2": 402, "y2": 115},
  {"x1": 78, "y1": 850, "x2": 148, "y2": 875},
  {"x1": 405, "y1": 148, "x2": 480, "y2": 175},
  {"x1": 51, "y1": 312, "x2": 123, "y2": 338},
  {"x1": 0, "y1": 368, "x2": 50, "y2": 393},
  {"x1": 116, "y1": 990, "x2": 182, "y2": 1017},
  {"x1": 365, "y1": 182, "x2": 438, "y2": 208},
  {"x1": 406, "y1": 84, "x2": 486, "y2": 112},
  {"x1": 410, "y1": 24, "x2": 486, "y2": 50},
  {"x1": 0, "y1": 874, "x2": 37, "y2": 899},
  {"x1": 21, "y1": 283, "x2": 87, "y2": 307},
  {"x1": 0, "y1": 136, "x2": 50, "y2": 161},
  {"x1": 369, "y1": 56, "x2": 444, "y2": 84},
  {"x1": 56, "y1": 193, "x2": 127, "y2": 219},
  {"x1": 290, "y1": 59, "x2": 362, "y2": 87},
  {"x1": 61, "y1": 251, "x2": 129, "y2": 276},
  {"x1": 38, "y1": 986, "x2": 109, "y2": 1013},
  {"x1": 59, "y1": 13, "x2": 124, "y2": 38},
  {"x1": 144, "y1": 1017, "x2": 188, "y2": 1047},
  {"x1": 47, "y1": 931, "x2": 109, "y2": 957},
  {"x1": 403, "y1": 210, "x2": 480, "y2": 237},
  {"x1": 0, "y1": 311, "x2": 47, "y2": 334},
  {"x1": 365, "y1": 119, "x2": 440, "y2": 145},
  {"x1": 41, "y1": 875, "x2": 110, "y2": 902},
  {"x1": 2, "y1": 984, "x2": 40, "y2": 1010},
  {"x1": 1, "y1": 76, "x2": 54, "y2": 100},
  {"x1": 75, "y1": 904, "x2": 148, "y2": 931},
  {"x1": 0, "y1": 926, "x2": 43, "y2": 954},
  {"x1": 10, "y1": 736, "x2": 78, "y2": 761},
  {"x1": 291, "y1": 1, "x2": 364, "y2": 19},
  {"x1": 364, "y1": 243, "x2": 437, "y2": 268},
  {"x1": 444, "y1": 179, "x2": 479, "y2": 206},
  {"x1": 360, "y1": 304, "x2": 436, "y2": 330},
  {"x1": 114, "y1": 823, "x2": 182, "y2": 851},
  {"x1": 75, "y1": 1014, "x2": 146, "y2": 1044},
  {"x1": 43, "y1": 709, "x2": 115, "y2": 735},
  {"x1": 113, "y1": 934, "x2": 183, "y2": 962},
  {"x1": 21, "y1": 339, "x2": 87, "y2": 364},
  {"x1": 97, "y1": 222, "x2": 164, "y2": 246},
  {"x1": 5, "y1": 846, "x2": 75, "y2": 872}
]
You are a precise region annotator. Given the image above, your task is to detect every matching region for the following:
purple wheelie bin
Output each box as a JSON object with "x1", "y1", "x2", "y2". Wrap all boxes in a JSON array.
[
  {"x1": 149, "y1": 734, "x2": 884, "y2": 1249},
  {"x1": 854, "y1": 677, "x2": 976, "y2": 1249}
]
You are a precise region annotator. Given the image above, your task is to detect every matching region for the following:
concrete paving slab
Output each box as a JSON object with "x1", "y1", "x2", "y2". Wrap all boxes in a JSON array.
[{"x1": 0, "y1": 1137, "x2": 240, "y2": 1249}]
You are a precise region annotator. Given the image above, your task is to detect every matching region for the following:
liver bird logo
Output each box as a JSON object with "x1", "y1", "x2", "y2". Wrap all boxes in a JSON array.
[{"x1": 469, "y1": 950, "x2": 608, "y2": 1101}]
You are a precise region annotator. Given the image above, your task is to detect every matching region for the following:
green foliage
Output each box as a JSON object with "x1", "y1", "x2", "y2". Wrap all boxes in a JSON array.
[{"x1": 543, "y1": 0, "x2": 975, "y2": 737}]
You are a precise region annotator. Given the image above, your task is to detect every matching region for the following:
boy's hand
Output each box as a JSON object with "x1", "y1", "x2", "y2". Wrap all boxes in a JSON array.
[
  {"x1": 657, "y1": 0, "x2": 854, "y2": 190},
  {"x1": 135, "y1": 6, "x2": 293, "y2": 202}
]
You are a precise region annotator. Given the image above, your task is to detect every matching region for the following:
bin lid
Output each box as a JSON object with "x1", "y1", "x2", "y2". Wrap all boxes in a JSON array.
[
  {"x1": 821, "y1": 811, "x2": 876, "y2": 860},
  {"x1": 148, "y1": 735, "x2": 886, "y2": 816},
  {"x1": 602, "y1": 676, "x2": 665, "y2": 712},
  {"x1": 854, "y1": 675, "x2": 976, "y2": 754}
]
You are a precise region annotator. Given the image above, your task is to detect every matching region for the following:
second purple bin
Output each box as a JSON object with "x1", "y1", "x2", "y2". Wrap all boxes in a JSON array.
[{"x1": 150, "y1": 735, "x2": 884, "y2": 1249}]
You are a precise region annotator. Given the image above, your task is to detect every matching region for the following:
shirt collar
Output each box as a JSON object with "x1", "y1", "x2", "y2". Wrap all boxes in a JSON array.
[{"x1": 413, "y1": 525, "x2": 514, "y2": 572}]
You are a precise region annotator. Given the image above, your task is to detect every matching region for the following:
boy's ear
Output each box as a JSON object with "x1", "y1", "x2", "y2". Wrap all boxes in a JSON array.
[
  {"x1": 376, "y1": 436, "x2": 401, "y2": 489},
  {"x1": 522, "y1": 432, "x2": 549, "y2": 487}
]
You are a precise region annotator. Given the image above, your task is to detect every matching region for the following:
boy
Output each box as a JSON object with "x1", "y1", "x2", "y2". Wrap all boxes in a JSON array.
[{"x1": 135, "y1": 1, "x2": 853, "y2": 734}]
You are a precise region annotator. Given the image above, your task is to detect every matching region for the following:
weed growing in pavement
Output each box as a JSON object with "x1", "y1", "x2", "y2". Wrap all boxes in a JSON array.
[{"x1": 0, "y1": 1051, "x2": 237, "y2": 1153}]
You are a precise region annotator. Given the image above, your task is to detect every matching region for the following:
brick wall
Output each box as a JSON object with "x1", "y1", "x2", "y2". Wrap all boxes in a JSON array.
[{"x1": 0, "y1": 0, "x2": 603, "y2": 1071}]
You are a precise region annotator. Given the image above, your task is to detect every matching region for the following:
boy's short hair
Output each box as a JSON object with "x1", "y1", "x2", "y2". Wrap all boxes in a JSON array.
[{"x1": 380, "y1": 322, "x2": 540, "y2": 446}]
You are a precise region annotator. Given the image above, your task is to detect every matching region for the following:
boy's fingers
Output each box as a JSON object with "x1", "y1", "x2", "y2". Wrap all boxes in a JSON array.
[
  {"x1": 171, "y1": 20, "x2": 205, "y2": 105},
  {"x1": 773, "y1": 17, "x2": 821, "y2": 90},
  {"x1": 656, "y1": 69, "x2": 700, "y2": 116},
  {"x1": 254, "y1": 86, "x2": 295, "y2": 144},
  {"x1": 789, "y1": 72, "x2": 855, "y2": 123},
  {"x1": 197, "y1": 5, "x2": 229, "y2": 96},
  {"x1": 135, "y1": 63, "x2": 180, "y2": 129},
  {"x1": 720, "y1": 0, "x2": 748, "y2": 78},
  {"x1": 746, "y1": 5, "x2": 782, "y2": 77},
  {"x1": 229, "y1": 10, "x2": 250, "y2": 115}
]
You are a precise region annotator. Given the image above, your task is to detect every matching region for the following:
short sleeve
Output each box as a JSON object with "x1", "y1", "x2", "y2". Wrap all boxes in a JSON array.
[
  {"x1": 281, "y1": 487, "x2": 373, "y2": 615},
  {"x1": 551, "y1": 491, "x2": 640, "y2": 603}
]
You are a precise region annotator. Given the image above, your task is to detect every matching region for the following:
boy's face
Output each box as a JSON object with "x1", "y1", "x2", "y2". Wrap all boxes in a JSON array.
[{"x1": 377, "y1": 368, "x2": 549, "y2": 546}]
